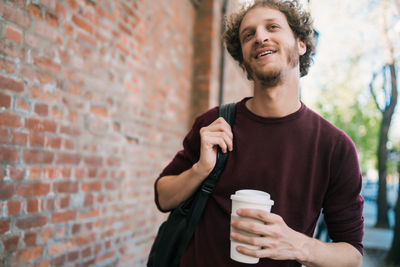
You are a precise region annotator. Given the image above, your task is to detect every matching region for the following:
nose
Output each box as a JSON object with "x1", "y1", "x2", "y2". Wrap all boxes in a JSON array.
[{"x1": 254, "y1": 28, "x2": 269, "y2": 44}]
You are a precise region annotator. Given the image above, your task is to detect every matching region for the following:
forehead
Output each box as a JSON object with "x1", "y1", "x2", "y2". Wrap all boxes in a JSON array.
[{"x1": 239, "y1": 6, "x2": 289, "y2": 32}]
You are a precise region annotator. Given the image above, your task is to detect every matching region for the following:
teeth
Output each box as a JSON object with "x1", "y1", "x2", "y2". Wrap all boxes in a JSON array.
[{"x1": 257, "y1": 51, "x2": 273, "y2": 58}]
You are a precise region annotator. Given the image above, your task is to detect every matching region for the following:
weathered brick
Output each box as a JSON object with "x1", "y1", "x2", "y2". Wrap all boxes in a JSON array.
[
  {"x1": 0, "y1": 57, "x2": 17, "y2": 74},
  {"x1": 2, "y1": 235, "x2": 19, "y2": 251},
  {"x1": 51, "y1": 210, "x2": 76, "y2": 223},
  {"x1": 23, "y1": 150, "x2": 54, "y2": 164},
  {"x1": 30, "y1": 136, "x2": 45, "y2": 150},
  {"x1": 0, "y1": 92, "x2": 11, "y2": 109},
  {"x1": 54, "y1": 181, "x2": 78, "y2": 193},
  {"x1": 23, "y1": 231, "x2": 37, "y2": 246},
  {"x1": 0, "y1": 112, "x2": 22, "y2": 127},
  {"x1": 17, "y1": 182, "x2": 50, "y2": 197},
  {"x1": 0, "y1": 2, "x2": 31, "y2": 28},
  {"x1": 45, "y1": 12, "x2": 58, "y2": 27},
  {"x1": 0, "y1": 219, "x2": 11, "y2": 234},
  {"x1": 34, "y1": 103, "x2": 49, "y2": 117},
  {"x1": 5, "y1": 25, "x2": 23, "y2": 43},
  {"x1": 11, "y1": 245, "x2": 44, "y2": 264},
  {"x1": 27, "y1": 199, "x2": 39, "y2": 213},
  {"x1": 7, "y1": 200, "x2": 21, "y2": 216},
  {"x1": 72, "y1": 14, "x2": 93, "y2": 34},
  {"x1": 15, "y1": 215, "x2": 47, "y2": 229},
  {"x1": 33, "y1": 56, "x2": 61, "y2": 74},
  {"x1": 0, "y1": 75, "x2": 24, "y2": 93},
  {"x1": 82, "y1": 181, "x2": 101, "y2": 192},
  {"x1": 0, "y1": 146, "x2": 19, "y2": 162},
  {"x1": 25, "y1": 118, "x2": 57, "y2": 133},
  {"x1": 56, "y1": 153, "x2": 81, "y2": 165},
  {"x1": 10, "y1": 130, "x2": 28, "y2": 145},
  {"x1": 0, "y1": 39, "x2": 26, "y2": 60},
  {"x1": 28, "y1": 3, "x2": 42, "y2": 19},
  {"x1": 0, "y1": 183, "x2": 14, "y2": 200},
  {"x1": 7, "y1": 165, "x2": 25, "y2": 180}
]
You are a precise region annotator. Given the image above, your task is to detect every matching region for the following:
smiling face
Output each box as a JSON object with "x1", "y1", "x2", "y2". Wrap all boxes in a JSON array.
[{"x1": 239, "y1": 6, "x2": 306, "y2": 85}]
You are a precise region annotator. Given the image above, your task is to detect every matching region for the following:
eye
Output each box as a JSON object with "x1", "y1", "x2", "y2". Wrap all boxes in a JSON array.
[
  {"x1": 268, "y1": 24, "x2": 279, "y2": 31},
  {"x1": 242, "y1": 32, "x2": 254, "y2": 42}
]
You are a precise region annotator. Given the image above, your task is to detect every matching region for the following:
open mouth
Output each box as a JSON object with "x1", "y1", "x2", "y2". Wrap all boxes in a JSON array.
[{"x1": 256, "y1": 50, "x2": 274, "y2": 59}]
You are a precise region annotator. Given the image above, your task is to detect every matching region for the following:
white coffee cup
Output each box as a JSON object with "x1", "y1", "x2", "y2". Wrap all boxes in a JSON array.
[{"x1": 230, "y1": 190, "x2": 274, "y2": 264}]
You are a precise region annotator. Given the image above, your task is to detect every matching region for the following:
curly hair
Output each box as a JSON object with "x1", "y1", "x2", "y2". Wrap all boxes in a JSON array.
[{"x1": 223, "y1": 0, "x2": 315, "y2": 77}]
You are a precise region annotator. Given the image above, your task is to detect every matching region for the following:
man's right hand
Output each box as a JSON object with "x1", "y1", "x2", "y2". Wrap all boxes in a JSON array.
[
  {"x1": 193, "y1": 117, "x2": 234, "y2": 177},
  {"x1": 156, "y1": 116, "x2": 233, "y2": 211}
]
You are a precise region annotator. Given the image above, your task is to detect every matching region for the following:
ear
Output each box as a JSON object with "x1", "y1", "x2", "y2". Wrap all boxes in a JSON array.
[{"x1": 297, "y1": 39, "x2": 306, "y2": 56}]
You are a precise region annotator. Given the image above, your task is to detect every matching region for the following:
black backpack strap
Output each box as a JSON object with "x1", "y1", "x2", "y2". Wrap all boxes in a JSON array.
[{"x1": 174, "y1": 103, "x2": 236, "y2": 265}]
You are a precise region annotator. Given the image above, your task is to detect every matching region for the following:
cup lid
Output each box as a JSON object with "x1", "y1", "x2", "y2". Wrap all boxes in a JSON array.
[{"x1": 231, "y1": 190, "x2": 274, "y2": 206}]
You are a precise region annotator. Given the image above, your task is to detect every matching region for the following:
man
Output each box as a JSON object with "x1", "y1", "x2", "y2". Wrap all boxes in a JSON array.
[{"x1": 154, "y1": 0, "x2": 364, "y2": 266}]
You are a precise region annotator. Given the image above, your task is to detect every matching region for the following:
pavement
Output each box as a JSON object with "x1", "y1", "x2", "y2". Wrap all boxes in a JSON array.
[{"x1": 361, "y1": 199, "x2": 395, "y2": 267}]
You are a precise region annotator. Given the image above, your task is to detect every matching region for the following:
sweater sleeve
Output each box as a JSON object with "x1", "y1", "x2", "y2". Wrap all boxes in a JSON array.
[
  {"x1": 323, "y1": 132, "x2": 364, "y2": 255},
  {"x1": 153, "y1": 107, "x2": 219, "y2": 212}
]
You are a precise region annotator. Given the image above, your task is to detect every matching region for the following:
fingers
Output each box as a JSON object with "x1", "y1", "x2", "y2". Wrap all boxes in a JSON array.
[
  {"x1": 236, "y1": 209, "x2": 282, "y2": 224},
  {"x1": 200, "y1": 117, "x2": 233, "y2": 153}
]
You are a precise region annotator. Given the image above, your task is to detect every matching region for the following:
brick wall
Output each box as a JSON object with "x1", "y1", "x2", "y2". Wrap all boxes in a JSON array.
[
  {"x1": 0, "y1": 0, "x2": 251, "y2": 266},
  {"x1": 0, "y1": 0, "x2": 195, "y2": 266}
]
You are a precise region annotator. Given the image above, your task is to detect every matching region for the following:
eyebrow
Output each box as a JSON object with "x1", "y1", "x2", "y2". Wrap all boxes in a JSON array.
[{"x1": 240, "y1": 18, "x2": 279, "y2": 37}]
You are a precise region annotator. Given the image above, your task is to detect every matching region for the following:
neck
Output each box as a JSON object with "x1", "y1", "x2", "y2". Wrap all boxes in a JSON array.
[{"x1": 247, "y1": 71, "x2": 301, "y2": 118}]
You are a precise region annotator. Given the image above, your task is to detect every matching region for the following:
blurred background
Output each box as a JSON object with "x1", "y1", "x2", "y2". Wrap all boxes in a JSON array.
[{"x1": 0, "y1": 0, "x2": 398, "y2": 266}]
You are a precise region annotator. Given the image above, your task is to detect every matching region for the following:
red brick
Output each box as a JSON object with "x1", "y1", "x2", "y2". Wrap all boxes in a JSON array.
[
  {"x1": 68, "y1": 250, "x2": 79, "y2": 261},
  {"x1": 23, "y1": 150, "x2": 54, "y2": 164},
  {"x1": 0, "y1": 183, "x2": 14, "y2": 200},
  {"x1": 56, "y1": 2, "x2": 67, "y2": 19},
  {"x1": 45, "y1": 12, "x2": 59, "y2": 27},
  {"x1": 56, "y1": 153, "x2": 81, "y2": 165},
  {"x1": 15, "y1": 215, "x2": 47, "y2": 229},
  {"x1": 41, "y1": 228, "x2": 53, "y2": 243},
  {"x1": 51, "y1": 210, "x2": 76, "y2": 223},
  {"x1": 34, "y1": 103, "x2": 49, "y2": 116},
  {"x1": 35, "y1": 21, "x2": 63, "y2": 44},
  {"x1": 10, "y1": 130, "x2": 28, "y2": 145},
  {"x1": 59, "y1": 196, "x2": 69, "y2": 208},
  {"x1": 15, "y1": 97, "x2": 29, "y2": 111},
  {"x1": 60, "y1": 125, "x2": 80, "y2": 136},
  {"x1": 0, "y1": 57, "x2": 17, "y2": 74},
  {"x1": 0, "y1": 112, "x2": 21, "y2": 127},
  {"x1": 0, "y1": 2, "x2": 31, "y2": 28},
  {"x1": 17, "y1": 182, "x2": 50, "y2": 197},
  {"x1": 0, "y1": 39, "x2": 26, "y2": 60},
  {"x1": 27, "y1": 166, "x2": 41, "y2": 179},
  {"x1": 41, "y1": 0, "x2": 56, "y2": 11},
  {"x1": 77, "y1": 30, "x2": 97, "y2": 46},
  {"x1": 46, "y1": 137, "x2": 62, "y2": 149},
  {"x1": 54, "y1": 181, "x2": 78, "y2": 193},
  {"x1": 30, "y1": 86, "x2": 59, "y2": 102},
  {"x1": 0, "y1": 92, "x2": 11, "y2": 108},
  {"x1": 0, "y1": 146, "x2": 19, "y2": 162},
  {"x1": 90, "y1": 105, "x2": 108, "y2": 117},
  {"x1": 27, "y1": 199, "x2": 39, "y2": 213},
  {"x1": 36, "y1": 259, "x2": 51, "y2": 267},
  {"x1": 25, "y1": 118, "x2": 57, "y2": 133},
  {"x1": 29, "y1": 133, "x2": 45, "y2": 147},
  {"x1": 28, "y1": 3, "x2": 42, "y2": 19},
  {"x1": 25, "y1": 33, "x2": 41, "y2": 50},
  {"x1": 72, "y1": 14, "x2": 93, "y2": 34},
  {"x1": 24, "y1": 231, "x2": 37, "y2": 246},
  {"x1": 84, "y1": 194, "x2": 93, "y2": 206},
  {"x1": 0, "y1": 219, "x2": 10, "y2": 234},
  {"x1": 82, "y1": 181, "x2": 101, "y2": 192},
  {"x1": 7, "y1": 200, "x2": 21, "y2": 216},
  {"x1": 2, "y1": 235, "x2": 19, "y2": 251},
  {"x1": 12, "y1": 245, "x2": 43, "y2": 264},
  {"x1": 0, "y1": 128, "x2": 8, "y2": 143},
  {"x1": 74, "y1": 232, "x2": 96, "y2": 247},
  {"x1": 33, "y1": 56, "x2": 61, "y2": 74},
  {"x1": 105, "y1": 180, "x2": 118, "y2": 190},
  {"x1": 84, "y1": 156, "x2": 102, "y2": 166},
  {"x1": 7, "y1": 165, "x2": 25, "y2": 180},
  {"x1": 5, "y1": 25, "x2": 22, "y2": 43},
  {"x1": 8, "y1": 0, "x2": 26, "y2": 8}
]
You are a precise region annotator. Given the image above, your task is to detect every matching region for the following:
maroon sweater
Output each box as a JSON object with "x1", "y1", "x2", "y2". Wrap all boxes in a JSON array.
[{"x1": 155, "y1": 97, "x2": 364, "y2": 267}]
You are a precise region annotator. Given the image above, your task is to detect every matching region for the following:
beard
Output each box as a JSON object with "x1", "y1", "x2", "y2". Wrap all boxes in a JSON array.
[{"x1": 243, "y1": 43, "x2": 300, "y2": 87}]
